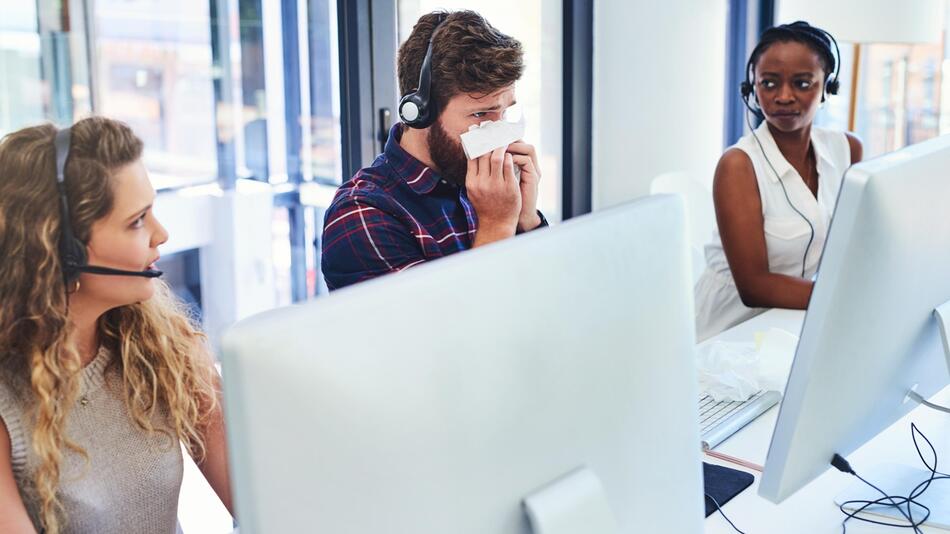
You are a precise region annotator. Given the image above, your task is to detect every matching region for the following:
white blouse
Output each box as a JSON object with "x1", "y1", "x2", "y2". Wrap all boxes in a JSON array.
[{"x1": 694, "y1": 121, "x2": 852, "y2": 341}]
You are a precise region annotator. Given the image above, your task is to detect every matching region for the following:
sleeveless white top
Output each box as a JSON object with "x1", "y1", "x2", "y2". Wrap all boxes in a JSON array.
[{"x1": 694, "y1": 122, "x2": 852, "y2": 341}]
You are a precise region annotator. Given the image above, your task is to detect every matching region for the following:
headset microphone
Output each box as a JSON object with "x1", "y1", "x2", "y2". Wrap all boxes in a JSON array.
[
  {"x1": 70, "y1": 264, "x2": 164, "y2": 278},
  {"x1": 54, "y1": 127, "x2": 164, "y2": 284}
]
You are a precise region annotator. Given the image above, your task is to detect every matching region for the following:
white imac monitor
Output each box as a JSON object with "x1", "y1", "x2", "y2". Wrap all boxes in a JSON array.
[
  {"x1": 221, "y1": 195, "x2": 705, "y2": 534},
  {"x1": 759, "y1": 134, "x2": 950, "y2": 504}
]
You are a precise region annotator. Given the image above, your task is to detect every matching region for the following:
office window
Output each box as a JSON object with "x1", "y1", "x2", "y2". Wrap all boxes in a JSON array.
[
  {"x1": 816, "y1": 41, "x2": 945, "y2": 158},
  {"x1": 271, "y1": 207, "x2": 295, "y2": 306},
  {"x1": 1, "y1": 0, "x2": 92, "y2": 137},
  {"x1": 94, "y1": 0, "x2": 218, "y2": 188},
  {"x1": 307, "y1": 0, "x2": 343, "y2": 184},
  {"x1": 0, "y1": 3, "x2": 43, "y2": 137},
  {"x1": 396, "y1": 1, "x2": 563, "y2": 221}
]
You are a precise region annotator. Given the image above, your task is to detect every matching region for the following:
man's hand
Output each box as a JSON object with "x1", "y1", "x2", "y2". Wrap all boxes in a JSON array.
[
  {"x1": 506, "y1": 141, "x2": 542, "y2": 231},
  {"x1": 467, "y1": 145, "x2": 521, "y2": 247}
]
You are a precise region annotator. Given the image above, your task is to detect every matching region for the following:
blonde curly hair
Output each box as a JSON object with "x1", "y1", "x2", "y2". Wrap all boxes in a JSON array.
[{"x1": 0, "y1": 117, "x2": 219, "y2": 534}]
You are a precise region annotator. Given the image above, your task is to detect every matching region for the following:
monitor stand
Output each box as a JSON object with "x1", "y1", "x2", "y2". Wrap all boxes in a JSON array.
[
  {"x1": 834, "y1": 304, "x2": 950, "y2": 532},
  {"x1": 523, "y1": 467, "x2": 622, "y2": 534},
  {"x1": 835, "y1": 462, "x2": 950, "y2": 530},
  {"x1": 936, "y1": 300, "x2": 950, "y2": 374}
]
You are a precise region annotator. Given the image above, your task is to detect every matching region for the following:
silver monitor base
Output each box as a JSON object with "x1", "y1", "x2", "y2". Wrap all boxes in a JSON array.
[{"x1": 523, "y1": 468, "x2": 622, "y2": 534}]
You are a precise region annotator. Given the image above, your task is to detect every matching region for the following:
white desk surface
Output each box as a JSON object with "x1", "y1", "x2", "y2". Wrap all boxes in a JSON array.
[{"x1": 702, "y1": 309, "x2": 950, "y2": 533}]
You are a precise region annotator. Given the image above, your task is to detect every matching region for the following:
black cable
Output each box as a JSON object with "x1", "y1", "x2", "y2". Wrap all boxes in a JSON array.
[
  {"x1": 831, "y1": 423, "x2": 949, "y2": 533},
  {"x1": 744, "y1": 109, "x2": 816, "y2": 278},
  {"x1": 705, "y1": 492, "x2": 747, "y2": 534}
]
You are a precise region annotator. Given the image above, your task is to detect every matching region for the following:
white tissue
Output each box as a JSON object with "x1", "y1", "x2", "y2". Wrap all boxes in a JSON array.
[
  {"x1": 460, "y1": 116, "x2": 526, "y2": 160},
  {"x1": 756, "y1": 327, "x2": 798, "y2": 390},
  {"x1": 697, "y1": 328, "x2": 798, "y2": 402},
  {"x1": 697, "y1": 341, "x2": 759, "y2": 402}
]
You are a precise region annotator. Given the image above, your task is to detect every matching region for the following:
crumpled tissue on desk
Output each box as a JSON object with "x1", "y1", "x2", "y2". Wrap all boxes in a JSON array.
[{"x1": 697, "y1": 327, "x2": 798, "y2": 402}]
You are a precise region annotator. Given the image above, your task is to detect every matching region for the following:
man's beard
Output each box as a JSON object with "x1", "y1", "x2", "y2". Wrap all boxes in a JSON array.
[{"x1": 427, "y1": 120, "x2": 468, "y2": 187}]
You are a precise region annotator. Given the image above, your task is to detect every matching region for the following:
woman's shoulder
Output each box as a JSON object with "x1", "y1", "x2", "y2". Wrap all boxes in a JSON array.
[
  {"x1": 713, "y1": 148, "x2": 759, "y2": 197},
  {"x1": 716, "y1": 147, "x2": 755, "y2": 177},
  {"x1": 811, "y1": 125, "x2": 847, "y2": 141},
  {"x1": 812, "y1": 126, "x2": 860, "y2": 164},
  {"x1": 810, "y1": 125, "x2": 854, "y2": 149}
]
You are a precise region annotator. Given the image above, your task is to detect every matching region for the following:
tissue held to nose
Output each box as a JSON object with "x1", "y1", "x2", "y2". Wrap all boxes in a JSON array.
[{"x1": 460, "y1": 116, "x2": 526, "y2": 160}]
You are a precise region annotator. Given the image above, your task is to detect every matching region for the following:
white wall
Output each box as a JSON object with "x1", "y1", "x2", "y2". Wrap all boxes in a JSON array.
[
  {"x1": 154, "y1": 181, "x2": 277, "y2": 347},
  {"x1": 592, "y1": 0, "x2": 727, "y2": 209}
]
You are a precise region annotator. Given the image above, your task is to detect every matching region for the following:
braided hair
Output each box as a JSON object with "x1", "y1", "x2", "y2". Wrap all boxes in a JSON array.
[{"x1": 746, "y1": 21, "x2": 840, "y2": 94}]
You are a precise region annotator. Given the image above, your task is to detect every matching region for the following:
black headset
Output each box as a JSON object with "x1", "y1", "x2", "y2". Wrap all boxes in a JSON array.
[
  {"x1": 739, "y1": 22, "x2": 840, "y2": 279},
  {"x1": 54, "y1": 127, "x2": 163, "y2": 284},
  {"x1": 740, "y1": 21, "x2": 841, "y2": 121},
  {"x1": 398, "y1": 14, "x2": 447, "y2": 129}
]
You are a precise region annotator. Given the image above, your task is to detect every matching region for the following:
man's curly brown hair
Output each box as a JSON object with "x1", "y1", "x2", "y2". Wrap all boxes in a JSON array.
[{"x1": 397, "y1": 10, "x2": 524, "y2": 116}]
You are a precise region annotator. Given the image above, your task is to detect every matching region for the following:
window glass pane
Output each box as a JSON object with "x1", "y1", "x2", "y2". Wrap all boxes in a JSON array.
[
  {"x1": 815, "y1": 41, "x2": 944, "y2": 157},
  {"x1": 0, "y1": 3, "x2": 43, "y2": 136},
  {"x1": 1, "y1": 0, "x2": 92, "y2": 136},
  {"x1": 236, "y1": 1, "x2": 268, "y2": 182},
  {"x1": 396, "y1": 1, "x2": 563, "y2": 221},
  {"x1": 307, "y1": 0, "x2": 343, "y2": 184},
  {"x1": 271, "y1": 207, "x2": 294, "y2": 307},
  {"x1": 94, "y1": 0, "x2": 217, "y2": 188}
]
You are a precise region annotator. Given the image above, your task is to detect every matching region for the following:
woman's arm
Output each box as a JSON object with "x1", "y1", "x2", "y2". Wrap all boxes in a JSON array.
[
  {"x1": 0, "y1": 420, "x2": 38, "y2": 534},
  {"x1": 196, "y1": 394, "x2": 233, "y2": 515},
  {"x1": 713, "y1": 148, "x2": 813, "y2": 309},
  {"x1": 191, "y1": 348, "x2": 233, "y2": 516},
  {"x1": 846, "y1": 132, "x2": 863, "y2": 164}
]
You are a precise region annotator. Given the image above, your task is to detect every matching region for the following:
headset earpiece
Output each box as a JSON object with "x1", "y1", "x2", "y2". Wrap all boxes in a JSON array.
[
  {"x1": 740, "y1": 81, "x2": 753, "y2": 98},
  {"x1": 820, "y1": 72, "x2": 839, "y2": 103},
  {"x1": 398, "y1": 40, "x2": 435, "y2": 129},
  {"x1": 59, "y1": 234, "x2": 87, "y2": 282},
  {"x1": 398, "y1": 93, "x2": 430, "y2": 128},
  {"x1": 740, "y1": 51, "x2": 763, "y2": 120},
  {"x1": 826, "y1": 77, "x2": 840, "y2": 96},
  {"x1": 53, "y1": 127, "x2": 86, "y2": 283},
  {"x1": 816, "y1": 25, "x2": 841, "y2": 101},
  {"x1": 399, "y1": 15, "x2": 446, "y2": 129},
  {"x1": 740, "y1": 73, "x2": 764, "y2": 120}
]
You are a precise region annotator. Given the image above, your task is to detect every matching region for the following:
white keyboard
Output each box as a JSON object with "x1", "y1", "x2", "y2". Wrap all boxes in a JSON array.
[{"x1": 699, "y1": 390, "x2": 781, "y2": 450}]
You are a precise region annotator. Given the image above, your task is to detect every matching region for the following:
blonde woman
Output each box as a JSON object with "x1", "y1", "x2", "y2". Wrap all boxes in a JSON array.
[{"x1": 0, "y1": 117, "x2": 232, "y2": 533}]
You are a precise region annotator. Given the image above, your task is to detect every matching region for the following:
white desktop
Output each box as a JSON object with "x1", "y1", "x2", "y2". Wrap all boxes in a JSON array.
[
  {"x1": 220, "y1": 195, "x2": 705, "y2": 534},
  {"x1": 759, "y1": 134, "x2": 950, "y2": 526}
]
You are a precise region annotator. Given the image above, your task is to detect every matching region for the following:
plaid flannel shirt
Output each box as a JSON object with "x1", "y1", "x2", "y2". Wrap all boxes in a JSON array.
[{"x1": 321, "y1": 123, "x2": 547, "y2": 291}]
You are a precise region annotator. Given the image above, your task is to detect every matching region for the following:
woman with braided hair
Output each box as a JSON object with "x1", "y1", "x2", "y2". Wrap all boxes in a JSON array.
[{"x1": 695, "y1": 21, "x2": 863, "y2": 341}]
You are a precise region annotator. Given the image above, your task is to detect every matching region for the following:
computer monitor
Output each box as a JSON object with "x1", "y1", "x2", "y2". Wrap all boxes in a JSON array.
[
  {"x1": 759, "y1": 134, "x2": 950, "y2": 504},
  {"x1": 220, "y1": 195, "x2": 705, "y2": 534}
]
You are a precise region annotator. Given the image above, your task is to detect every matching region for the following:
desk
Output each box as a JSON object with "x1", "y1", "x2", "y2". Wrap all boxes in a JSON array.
[{"x1": 702, "y1": 309, "x2": 950, "y2": 533}]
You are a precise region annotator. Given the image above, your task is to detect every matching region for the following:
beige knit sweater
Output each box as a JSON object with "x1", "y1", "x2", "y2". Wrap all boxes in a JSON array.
[{"x1": 0, "y1": 348, "x2": 183, "y2": 533}]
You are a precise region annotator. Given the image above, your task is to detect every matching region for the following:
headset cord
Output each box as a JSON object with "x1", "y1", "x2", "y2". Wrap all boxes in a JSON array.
[{"x1": 745, "y1": 110, "x2": 816, "y2": 279}]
